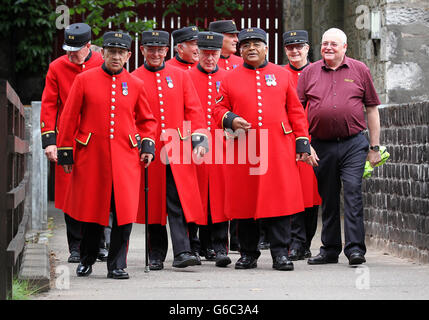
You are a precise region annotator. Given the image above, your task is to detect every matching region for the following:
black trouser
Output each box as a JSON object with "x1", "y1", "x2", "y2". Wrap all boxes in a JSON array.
[
  {"x1": 80, "y1": 190, "x2": 132, "y2": 271},
  {"x1": 64, "y1": 212, "x2": 110, "y2": 253},
  {"x1": 148, "y1": 224, "x2": 168, "y2": 261},
  {"x1": 258, "y1": 220, "x2": 269, "y2": 244},
  {"x1": 198, "y1": 223, "x2": 212, "y2": 253},
  {"x1": 290, "y1": 205, "x2": 319, "y2": 251},
  {"x1": 229, "y1": 220, "x2": 239, "y2": 248},
  {"x1": 166, "y1": 164, "x2": 192, "y2": 257},
  {"x1": 64, "y1": 212, "x2": 82, "y2": 253},
  {"x1": 200, "y1": 207, "x2": 229, "y2": 254},
  {"x1": 312, "y1": 133, "x2": 368, "y2": 259},
  {"x1": 237, "y1": 216, "x2": 291, "y2": 260},
  {"x1": 188, "y1": 222, "x2": 201, "y2": 254},
  {"x1": 148, "y1": 165, "x2": 193, "y2": 260}
]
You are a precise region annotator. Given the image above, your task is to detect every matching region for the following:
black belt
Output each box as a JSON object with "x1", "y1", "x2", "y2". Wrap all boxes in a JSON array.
[{"x1": 313, "y1": 131, "x2": 363, "y2": 142}]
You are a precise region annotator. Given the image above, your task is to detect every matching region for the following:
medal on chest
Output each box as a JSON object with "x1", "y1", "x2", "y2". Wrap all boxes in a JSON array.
[
  {"x1": 265, "y1": 74, "x2": 277, "y2": 87},
  {"x1": 122, "y1": 82, "x2": 128, "y2": 96},
  {"x1": 216, "y1": 81, "x2": 221, "y2": 93},
  {"x1": 166, "y1": 76, "x2": 174, "y2": 88}
]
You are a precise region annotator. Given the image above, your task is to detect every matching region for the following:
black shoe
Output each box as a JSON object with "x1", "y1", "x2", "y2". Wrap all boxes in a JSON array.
[
  {"x1": 204, "y1": 249, "x2": 217, "y2": 261},
  {"x1": 304, "y1": 248, "x2": 312, "y2": 259},
  {"x1": 107, "y1": 268, "x2": 129, "y2": 279},
  {"x1": 235, "y1": 255, "x2": 258, "y2": 269},
  {"x1": 149, "y1": 259, "x2": 164, "y2": 271},
  {"x1": 97, "y1": 248, "x2": 109, "y2": 262},
  {"x1": 172, "y1": 253, "x2": 199, "y2": 268},
  {"x1": 215, "y1": 252, "x2": 231, "y2": 267},
  {"x1": 193, "y1": 251, "x2": 202, "y2": 265},
  {"x1": 273, "y1": 255, "x2": 294, "y2": 271},
  {"x1": 258, "y1": 241, "x2": 270, "y2": 250},
  {"x1": 348, "y1": 252, "x2": 366, "y2": 265},
  {"x1": 288, "y1": 248, "x2": 305, "y2": 261},
  {"x1": 307, "y1": 253, "x2": 338, "y2": 265},
  {"x1": 76, "y1": 263, "x2": 92, "y2": 277},
  {"x1": 68, "y1": 251, "x2": 80, "y2": 263}
]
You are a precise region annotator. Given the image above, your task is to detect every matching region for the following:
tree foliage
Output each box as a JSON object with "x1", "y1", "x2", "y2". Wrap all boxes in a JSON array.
[
  {"x1": 0, "y1": 0, "x2": 55, "y2": 73},
  {"x1": 57, "y1": 0, "x2": 243, "y2": 46},
  {"x1": 55, "y1": 0, "x2": 157, "y2": 47}
]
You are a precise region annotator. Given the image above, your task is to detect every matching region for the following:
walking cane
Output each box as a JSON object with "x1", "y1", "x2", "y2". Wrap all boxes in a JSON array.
[{"x1": 144, "y1": 161, "x2": 150, "y2": 273}]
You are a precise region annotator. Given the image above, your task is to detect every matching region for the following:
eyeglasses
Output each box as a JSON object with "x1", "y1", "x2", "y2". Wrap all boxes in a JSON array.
[
  {"x1": 321, "y1": 41, "x2": 341, "y2": 48},
  {"x1": 285, "y1": 44, "x2": 307, "y2": 51}
]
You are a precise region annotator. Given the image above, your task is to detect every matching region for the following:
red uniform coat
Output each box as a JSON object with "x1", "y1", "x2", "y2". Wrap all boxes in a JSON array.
[
  {"x1": 40, "y1": 51, "x2": 103, "y2": 211},
  {"x1": 218, "y1": 54, "x2": 243, "y2": 71},
  {"x1": 213, "y1": 62, "x2": 310, "y2": 220},
  {"x1": 57, "y1": 66, "x2": 157, "y2": 226},
  {"x1": 285, "y1": 63, "x2": 322, "y2": 208},
  {"x1": 166, "y1": 55, "x2": 197, "y2": 71},
  {"x1": 132, "y1": 63, "x2": 206, "y2": 226},
  {"x1": 188, "y1": 65, "x2": 229, "y2": 224}
]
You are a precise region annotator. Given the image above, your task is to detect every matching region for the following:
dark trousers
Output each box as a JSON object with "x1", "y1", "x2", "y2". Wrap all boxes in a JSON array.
[
  {"x1": 199, "y1": 210, "x2": 229, "y2": 254},
  {"x1": 80, "y1": 191, "x2": 132, "y2": 271},
  {"x1": 229, "y1": 220, "x2": 239, "y2": 249},
  {"x1": 148, "y1": 224, "x2": 168, "y2": 261},
  {"x1": 290, "y1": 206, "x2": 319, "y2": 251},
  {"x1": 64, "y1": 212, "x2": 110, "y2": 253},
  {"x1": 237, "y1": 216, "x2": 291, "y2": 260},
  {"x1": 188, "y1": 222, "x2": 201, "y2": 254},
  {"x1": 312, "y1": 133, "x2": 368, "y2": 259},
  {"x1": 64, "y1": 212, "x2": 82, "y2": 253},
  {"x1": 148, "y1": 165, "x2": 193, "y2": 260},
  {"x1": 166, "y1": 165, "x2": 192, "y2": 257}
]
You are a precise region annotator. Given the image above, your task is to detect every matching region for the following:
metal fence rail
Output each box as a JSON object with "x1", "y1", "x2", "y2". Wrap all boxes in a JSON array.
[{"x1": 0, "y1": 80, "x2": 30, "y2": 300}]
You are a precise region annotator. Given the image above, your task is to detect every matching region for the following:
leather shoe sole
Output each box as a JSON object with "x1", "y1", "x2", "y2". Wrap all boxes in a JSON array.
[
  {"x1": 172, "y1": 254, "x2": 199, "y2": 268},
  {"x1": 349, "y1": 253, "x2": 366, "y2": 265},
  {"x1": 97, "y1": 249, "x2": 109, "y2": 262},
  {"x1": 215, "y1": 255, "x2": 231, "y2": 267},
  {"x1": 307, "y1": 254, "x2": 338, "y2": 265},
  {"x1": 76, "y1": 264, "x2": 92, "y2": 277},
  {"x1": 107, "y1": 269, "x2": 129, "y2": 279},
  {"x1": 273, "y1": 262, "x2": 294, "y2": 271},
  {"x1": 68, "y1": 252, "x2": 80, "y2": 263},
  {"x1": 235, "y1": 258, "x2": 257, "y2": 269},
  {"x1": 288, "y1": 249, "x2": 305, "y2": 261},
  {"x1": 149, "y1": 261, "x2": 164, "y2": 271}
]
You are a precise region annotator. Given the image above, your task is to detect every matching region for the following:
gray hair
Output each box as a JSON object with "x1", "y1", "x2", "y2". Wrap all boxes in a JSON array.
[{"x1": 322, "y1": 28, "x2": 347, "y2": 44}]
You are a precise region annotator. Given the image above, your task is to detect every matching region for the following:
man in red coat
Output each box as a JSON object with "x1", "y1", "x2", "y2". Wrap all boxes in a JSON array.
[
  {"x1": 213, "y1": 28, "x2": 311, "y2": 271},
  {"x1": 188, "y1": 31, "x2": 231, "y2": 267},
  {"x1": 132, "y1": 30, "x2": 208, "y2": 270},
  {"x1": 209, "y1": 20, "x2": 243, "y2": 71},
  {"x1": 208, "y1": 20, "x2": 243, "y2": 252},
  {"x1": 57, "y1": 31, "x2": 157, "y2": 279},
  {"x1": 283, "y1": 30, "x2": 322, "y2": 260},
  {"x1": 166, "y1": 26, "x2": 199, "y2": 70},
  {"x1": 40, "y1": 23, "x2": 105, "y2": 263}
]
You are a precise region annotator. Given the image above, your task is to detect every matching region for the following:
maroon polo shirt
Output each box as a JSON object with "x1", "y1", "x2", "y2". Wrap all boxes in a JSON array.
[{"x1": 297, "y1": 56, "x2": 380, "y2": 140}]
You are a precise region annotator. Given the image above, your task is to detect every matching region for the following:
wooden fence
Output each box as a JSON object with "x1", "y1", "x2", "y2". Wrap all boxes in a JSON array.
[{"x1": 0, "y1": 80, "x2": 30, "y2": 300}]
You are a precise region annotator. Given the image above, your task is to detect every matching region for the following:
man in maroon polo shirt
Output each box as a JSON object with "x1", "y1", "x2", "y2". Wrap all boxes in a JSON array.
[{"x1": 297, "y1": 28, "x2": 381, "y2": 266}]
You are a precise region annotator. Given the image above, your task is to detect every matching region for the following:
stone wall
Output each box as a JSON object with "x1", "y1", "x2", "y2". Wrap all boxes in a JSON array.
[{"x1": 362, "y1": 102, "x2": 429, "y2": 264}]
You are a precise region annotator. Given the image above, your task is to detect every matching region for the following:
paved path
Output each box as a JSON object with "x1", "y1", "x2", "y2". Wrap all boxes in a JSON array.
[{"x1": 33, "y1": 202, "x2": 429, "y2": 301}]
